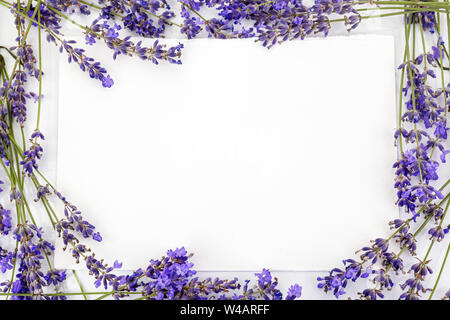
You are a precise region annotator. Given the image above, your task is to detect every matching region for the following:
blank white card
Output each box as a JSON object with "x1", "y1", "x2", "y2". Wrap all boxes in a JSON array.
[{"x1": 55, "y1": 35, "x2": 397, "y2": 271}]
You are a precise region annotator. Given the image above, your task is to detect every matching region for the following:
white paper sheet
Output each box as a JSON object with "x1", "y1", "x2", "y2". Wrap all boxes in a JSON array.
[{"x1": 55, "y1": 35, "x2": 397, "y2": 271}]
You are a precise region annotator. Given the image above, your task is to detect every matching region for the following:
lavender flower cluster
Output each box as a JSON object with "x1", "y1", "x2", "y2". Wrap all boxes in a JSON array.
[
  {"x1": 0, "y1": 181, "x2": 303, "y2": 299},
  {"x1": 85, "y1": 0, "x2": 361, "y2": 49},
  {"x1": 8, "y1": 0, "x2": 361, "y2": 90},
  {"x1": 318, "y1": 13, "x2": 450, "y2": 300},
  {"x1": 1, "y1": 0, "x2": 362, "y2": 174},
  {"x1": 0, "y1": 223, "x2": 67, "y2": 300},
  {"x1": 52, "y1": 190, "x2": 302, "y2": 299},
  {"x1": 395, "y1": 41, "x2": 449, "y2": 215},
  {"x1": 82, "y1": 248, "x2": 302, "y2": 300}
]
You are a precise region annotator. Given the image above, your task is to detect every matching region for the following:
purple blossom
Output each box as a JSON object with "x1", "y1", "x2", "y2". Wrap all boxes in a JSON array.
[
  {"x1": 0, "y1": 206, "x2": 12, "y2": 235},
  {"x1": 428, "y1": 225, "x2": 447, "y2": 242},
  {"x1": 409, "y1": 11, "x2": 437, "y2": 33},
  {"x1": 285, "y1": 284, "x2": 302, "y2": 300},
  {"x1": 317, "y1": 259, "x2": 372, "y2": 299},
  {"x1": 20, "y1": 140, "x2": 44, "y2": 175},
  {"x1": 0, "y1": 247, "x2": 13, "y2": 273},
  {"x1": 3, "y1": 223, "x2": 68, "y2": 299},
  {"x1": 44, "y1": 270, "x2": 66, "y2": 286}
]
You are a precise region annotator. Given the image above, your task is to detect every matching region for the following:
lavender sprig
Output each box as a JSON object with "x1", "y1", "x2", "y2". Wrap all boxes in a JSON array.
[{"x1": 319, "y1": 9, "x2": 450, "y2": 299}]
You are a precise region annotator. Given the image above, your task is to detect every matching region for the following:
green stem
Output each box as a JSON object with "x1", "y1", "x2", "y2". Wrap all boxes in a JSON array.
[
  {"x1": 5, "y1": 241, "x2": 19, "y2": 300},
  {"x1": 72, "y1": 270, "x2": 88, "y2": 300},
  {"x1": 397, "y1": 14, "x2": 413, "y2": 154},
  {"x1": 428, "y1": 239, "x2": 450, "y2": 299}
]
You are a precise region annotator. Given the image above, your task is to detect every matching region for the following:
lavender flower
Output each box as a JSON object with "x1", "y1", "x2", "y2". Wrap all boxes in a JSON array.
[
  {"x1": 10, "y1": 40, "x2": 40, "y2": 79},
  {"x1": 4, "y1": 223, "x2": 67, "y2": 299},
  {"x1": 317, "y1": 259, "x2": 372, "y2": 298},
  {"x1": 428, "y1": 225, "x2": 447, "y2": 242},
  {"x1": 59, "y1": 39, "x2": 114, "y2": 88},
  {"x1": 399, "y1": 259, "x2": 433, "y2": 300},
  {"x1": 285, "y1": 284, "x2": 302, "y2": 300},
  {"x1": 35, "y1": 184, "x2": 51, "y2": 201},
  {"x1": 3, "y1": 72, "x2": 31, "y2": 125},
  {"x1": 20, "y1": 135, "x2": 44, "y2": 175},
  {"x1": 0, "y1": 206, "x2": 12, "y2": 235},
  {"x1": 0, "y1": 247, "x2": 13, "y2": 273},
  {"x1": 56, "y1": 203, "x2": 103, "y2": 246},
  {"x1": 46, "y1": 0, "x2": 90, "y2": 15},
  {"x1": 44, "y1": 269, "x2": 66, "y2": 286},
  {"x1": 409, "y1": 11, "x2": 437, "y2": 33}
]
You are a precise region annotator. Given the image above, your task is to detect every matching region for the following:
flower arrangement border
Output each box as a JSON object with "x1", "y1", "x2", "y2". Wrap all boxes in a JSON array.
[{"x1": 0, "y1": 0, "x2": 449, "y2": 300}]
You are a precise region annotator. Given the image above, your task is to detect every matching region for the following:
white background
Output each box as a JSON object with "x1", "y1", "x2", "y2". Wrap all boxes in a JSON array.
[{"x1": 55, "y1": 35, "x2": 396, "y2": 271}]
